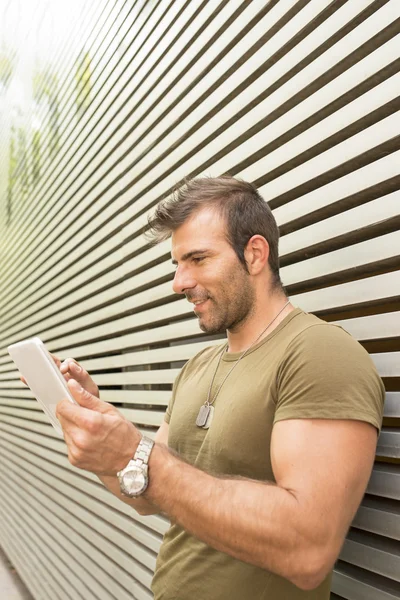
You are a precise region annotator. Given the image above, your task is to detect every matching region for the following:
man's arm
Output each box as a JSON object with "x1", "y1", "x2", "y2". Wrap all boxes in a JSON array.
[
  {"x1": 98, "y1": 421, "x2": 169, "y2": 515},
  {"x1": 57, "y1": 382, "x2": 378, "y2": 591},
  {"x1": 144, "y1": 418, "x2": 377, "y2": 590},
  {"x1": 27, "y1": 357, "x2": 167, "y2": 515}
]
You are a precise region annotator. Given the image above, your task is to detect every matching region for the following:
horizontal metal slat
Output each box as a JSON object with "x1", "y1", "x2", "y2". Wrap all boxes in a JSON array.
[
  {"x1": 340, "y1": 534, "x2": 400, "y2": 583},
  {"x1": 0, "y1": 388, "x2": 172, "y2": 407},
  {"x1": 0, "y1": 366, "x2": 180, "y2": 388},
  {"x1": 282, "y1": 230, "x2": 400, "y2": 287},
  {"x1": 332, "y1": 565, "x2": 400, "y2": 600},
  {"x1": 1, "y1": 389, "x2": 396, "y2": 421},
  {"x1": 1, "y1": 270, "x2": 397, "y2": 367},
  {"x1": 43, "y1": 0, "x2": 204, "y2": 194},
  {"x1": 293, "y1": 271, "x2": 400, "y2": 313},
  {"x1": 377, "y1": 429, "x2": 400, "y2": 459},
  {"x1": 0, "y1": 431, "x2": 168, "y2": 537},
  {"x1": 6, "y1": 0, "x2": 179, "y2": 227},
  {"x1": 272, "y1": 148, "x2": 400, "y2": 228},
  {"x1": 2, "y1": 1, "x2": 392, "y2": 314},
  {"x1": 0, "y1": 495, "x2": 100, "y2": 600},
  {"x1": 0, "y1": 523, "x2": 68, "y2": 600},
  {"x1": 1, "y1": 310, "x2": 396, "y2": 376},
  {"x1": 0, "y1": 483, "x2": 127, "y2": 600},
  {"x1": 334, "y1": 313, "x2": 400, "y2": 342},
  {"x1": 353, "y1": 498, "x2": 400, "y2": 540},
  {"x1": 0, "y1": 459, "x2": 155, "y2": 597},
  {"x1": 384, "y1": 393, "x2": 400, "y2": 419},
  {"x1": 1, "y1": 338, "x2": 217, "y2": 375},
  {"x1": 0, "y1": 277, "x2": 176, "y2": 351},
  {"x1": 373, "y1": 353, "x2": 400, "y2": 377},
  {"x1": 0, "y1": 0, "x2": 241, "y2": 296},
  {"x1": 0, "y1": 296, "x2": 189, "y2": 363},
  {"x1": 279, "y1": 191, "x2": 400, "y2": 255},
  {"x1": 254, "y1": 107, "x2": 400, "y2": 204},
  {"x1": 0, "y1": 239, "x2": 171, "y2": 342},
  {"x1": 10, "y1": 0, "x2": 115, "y2": 178},
  {"x1": 0, "y1": 433, "x2": 161, "y2": 557},
  {"x1": 0, "y1": 412, "x2": 60, "y2": 438}
]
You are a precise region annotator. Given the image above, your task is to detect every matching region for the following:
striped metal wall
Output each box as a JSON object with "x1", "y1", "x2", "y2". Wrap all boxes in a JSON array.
[{"x1": 0, "y1": 1, "x2": 399, "y2": 599}]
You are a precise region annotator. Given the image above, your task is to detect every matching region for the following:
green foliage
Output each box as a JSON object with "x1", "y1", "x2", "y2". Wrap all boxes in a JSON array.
[
  {"x1": 18, "y1": 127, "x2": 29, "y2": 200},
  {"x1": 33, "y1": 67, "x2": 60, "y2": 156},
  {"x1": 32, "y1": 130, "x2": 41, "y2": 183},
  {"x1": 32, "y1": 68, "x2": 58, "y2": 103},
  {"x1": 0, "y1": 50, "x2": 15, "y2": 88},
  {"x1": 6, "y1": 126, "x2": 17, "y2": 224},
  {"x1": 75, "y1": 51, "x2": 92, "y2": 114}
]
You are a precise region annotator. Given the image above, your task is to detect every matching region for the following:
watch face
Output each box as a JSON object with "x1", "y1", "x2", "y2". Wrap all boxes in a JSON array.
[{"x1": 121, "y1": 466, "x2": 147, "y2": 496}]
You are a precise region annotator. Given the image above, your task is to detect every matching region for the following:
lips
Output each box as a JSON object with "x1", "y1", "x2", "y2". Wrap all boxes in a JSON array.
[
  {"x1": 187, "y1": 296, "x2": 209, "y2": 305},
  {"x1": 190, "y1": 298, "x2": 210, "y2": 311}
]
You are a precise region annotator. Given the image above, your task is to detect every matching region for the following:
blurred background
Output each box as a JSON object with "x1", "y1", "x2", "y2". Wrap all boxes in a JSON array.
[{"x1": 0, "y1": 1, "x2": 399, "y2": 599}]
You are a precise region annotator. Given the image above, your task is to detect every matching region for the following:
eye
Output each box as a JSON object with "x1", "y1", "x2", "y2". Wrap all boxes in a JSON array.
[{"x1": 192, "y1": 256, "x2": 205, "y2": 264}]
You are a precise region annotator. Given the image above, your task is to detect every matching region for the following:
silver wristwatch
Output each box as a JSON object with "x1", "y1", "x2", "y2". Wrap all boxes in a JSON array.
[{"x1": 117, "y1": 436, "x2": 154, "y2": 498}]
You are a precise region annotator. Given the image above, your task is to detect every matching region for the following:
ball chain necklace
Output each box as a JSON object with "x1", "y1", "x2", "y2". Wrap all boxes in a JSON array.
[{"x1": 196, "y1": 300, "x2": 291, "y2": 429}]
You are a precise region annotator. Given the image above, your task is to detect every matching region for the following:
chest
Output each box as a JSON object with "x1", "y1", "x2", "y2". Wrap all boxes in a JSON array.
[{"x1": 168, "y1": 354, "x2": 280, "y2": 481}]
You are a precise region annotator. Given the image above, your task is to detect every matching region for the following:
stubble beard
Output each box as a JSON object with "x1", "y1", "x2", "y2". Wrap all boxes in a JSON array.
[{"x1": 197, "y1": 273, "x2": 255, "y2": 335}]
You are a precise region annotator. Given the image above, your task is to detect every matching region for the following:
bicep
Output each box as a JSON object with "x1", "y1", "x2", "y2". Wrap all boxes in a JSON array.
[
  {"x1": 155, "y1": 421, "x2": 169, "y2": 446},
  {"x1": 271, "y1": 419, "x2": 378, "y2": 552}
]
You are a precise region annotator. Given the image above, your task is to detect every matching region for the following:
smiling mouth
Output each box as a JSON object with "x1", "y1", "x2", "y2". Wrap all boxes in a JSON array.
[{"x1": 191, "y1": 298, "x2": 210, "y2": 310}]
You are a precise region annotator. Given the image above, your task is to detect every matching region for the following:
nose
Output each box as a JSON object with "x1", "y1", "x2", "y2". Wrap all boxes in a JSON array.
[{"x1": 172, "y1": 265, "x2": 197, "y2": 295}]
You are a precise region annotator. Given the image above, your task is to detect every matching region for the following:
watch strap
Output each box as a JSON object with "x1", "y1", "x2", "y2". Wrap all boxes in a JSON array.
[{"x1": 134, "y1": 436, "x2": 154, "y2": 467}]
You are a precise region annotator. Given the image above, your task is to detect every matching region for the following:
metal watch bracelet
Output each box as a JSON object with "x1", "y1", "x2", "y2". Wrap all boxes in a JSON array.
[{"x1": 134, "y1": 436, "x2": 154, "y2": 467}]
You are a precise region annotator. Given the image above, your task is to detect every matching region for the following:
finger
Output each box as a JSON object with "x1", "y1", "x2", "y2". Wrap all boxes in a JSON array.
[
  {"x1": 50, "y1": 353, "x2": 62, "y2": 369},
  {"x1": 60, "y1": 358, "x2": 78, "y2": 374},
  {"x1": 60, "y1": 360, "x2": 100, "y2": 399},
  {"x1": 56, "y1": 396, "x2": 102, "y2": 432},
  {"x1": 56, "y1": 398, "x2": 80, "y2": 424},
  {"x1": 20, "y1": 375, "x2": 27, "y2": 386},
  {"x1": 67, "y1": 379, "x2": 113, "y2": 414},
  {"x1": 62, "y1": 428, "x2": 87, "y2": 470},
  {"x1": 60, "y1": 360, "x2": 84, "y2": 384}
]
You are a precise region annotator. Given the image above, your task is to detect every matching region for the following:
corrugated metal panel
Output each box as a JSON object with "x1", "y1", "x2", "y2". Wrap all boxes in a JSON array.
[{"x1": 0, "y1": 1, "x2": 399, "y2": 599}]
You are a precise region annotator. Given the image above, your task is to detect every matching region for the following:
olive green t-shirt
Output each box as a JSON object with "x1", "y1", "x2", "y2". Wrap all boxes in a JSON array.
[{"x1": 152, "y1": 308, "x2": 385, "y2": 600}]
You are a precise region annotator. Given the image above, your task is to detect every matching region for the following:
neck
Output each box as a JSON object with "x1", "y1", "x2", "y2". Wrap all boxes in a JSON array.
[{"x1": 226, "y1": 296, "x2": 293, "y2": 353}]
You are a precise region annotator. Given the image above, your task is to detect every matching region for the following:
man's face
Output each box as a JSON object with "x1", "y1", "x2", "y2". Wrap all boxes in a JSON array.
[{"x1": 171, "y1": 208, "x2": 255, "y2": 334}]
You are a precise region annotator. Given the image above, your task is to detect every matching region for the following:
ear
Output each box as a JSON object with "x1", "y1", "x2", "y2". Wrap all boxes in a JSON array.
[{"x1": 244, "y1": 235, "x2": 270, "y2": 275}]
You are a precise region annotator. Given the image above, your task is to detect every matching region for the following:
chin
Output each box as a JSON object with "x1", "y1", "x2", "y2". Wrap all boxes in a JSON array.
[{"x1": 198, "y1": 319, "x2": 226, "y2": 335}]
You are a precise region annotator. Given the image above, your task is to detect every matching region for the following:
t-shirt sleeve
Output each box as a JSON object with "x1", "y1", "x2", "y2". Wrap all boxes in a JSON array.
[{"x1": 274, "y1": 324, "x2": 385, "y2": 432}]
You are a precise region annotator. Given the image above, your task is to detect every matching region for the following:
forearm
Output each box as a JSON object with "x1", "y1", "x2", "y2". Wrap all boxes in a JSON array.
[
  {"x1": 97, "y1": 474, "x2": 159, "y2": 515},
  {"x1": 145, "y1": 445, "x2": 326, "y2": 588}
]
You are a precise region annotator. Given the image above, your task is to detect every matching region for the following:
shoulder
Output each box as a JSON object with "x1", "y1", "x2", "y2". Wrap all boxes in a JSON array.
[
  {"x1": 284, "y1": 318, "x2": 372, "y2": 366},
  {"x1": 275, "y1": 312, "x2": 385, "y2": 431},
  {"x1": 277, "y1": 309, "x2": 385, "y2": 402}
]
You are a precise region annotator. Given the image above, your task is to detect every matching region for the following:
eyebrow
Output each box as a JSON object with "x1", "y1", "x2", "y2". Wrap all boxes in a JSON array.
[{"x1": 171, "y1": 249, "x2": 211, "y2": 266}]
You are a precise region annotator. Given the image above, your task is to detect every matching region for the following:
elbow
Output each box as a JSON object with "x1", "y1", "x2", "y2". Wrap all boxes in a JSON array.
[{"x1": 288, "y1": 547, "x2": 334, "y2": 591}]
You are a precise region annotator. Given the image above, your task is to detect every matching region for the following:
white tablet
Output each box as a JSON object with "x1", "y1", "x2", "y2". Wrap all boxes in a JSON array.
[{"x1": 7, "y1": 337, "x2": 77, "y2": 436}]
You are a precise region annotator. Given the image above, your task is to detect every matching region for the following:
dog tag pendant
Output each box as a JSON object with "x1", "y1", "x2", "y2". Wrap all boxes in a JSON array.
[
  {"x1": 196, "y1": 404, "x2": 210, "y2": 427},
  {"x1": 203, "y1": 405, "x2": 214, "y2": 429}
]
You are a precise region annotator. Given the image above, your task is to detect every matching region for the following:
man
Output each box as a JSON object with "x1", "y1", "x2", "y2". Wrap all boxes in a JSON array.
[{"x1": 56, "y1": 177, "x2": 384, "y2": 599}]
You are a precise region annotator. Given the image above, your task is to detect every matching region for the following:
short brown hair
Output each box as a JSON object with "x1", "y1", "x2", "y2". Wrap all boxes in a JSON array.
[{"x1": 147, "y1": 176, "x2": 283, "y2": 290}]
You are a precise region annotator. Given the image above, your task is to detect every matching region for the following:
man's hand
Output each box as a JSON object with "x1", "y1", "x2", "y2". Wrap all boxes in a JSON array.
[
  {"x1": 60, "y1": 358, "x2": 100, "y2": 398},
  {"x1": 56, "y1": 379, "x2": 141, "y2": 476}
]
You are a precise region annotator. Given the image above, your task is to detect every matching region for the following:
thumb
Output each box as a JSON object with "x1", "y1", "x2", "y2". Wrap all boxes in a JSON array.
[{"x1": 67, "y1": 379, "x2": 112, "y2": 414}]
